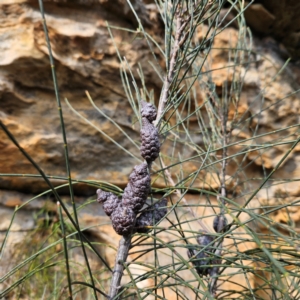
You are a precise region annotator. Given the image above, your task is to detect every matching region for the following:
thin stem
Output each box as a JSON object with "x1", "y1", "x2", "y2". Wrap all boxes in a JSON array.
[
  {"x1": 109, "y1": 235, "x2": 132, "y2": 300},
  {"x1": 37, "y1": 1, "x2": 99, "y2": 297},
  {"x1": 207, "y1": 72, "x2": 231, "y2": 297},
  {"x1": 57, "y1": 202, "x2": 73, "y2": 300},
  {"x1": 155, "y1": 4, "x2": 190, "y2": 128},
  {"x1": 0, "y1": 206, "x2": 17, "y2": 260}
]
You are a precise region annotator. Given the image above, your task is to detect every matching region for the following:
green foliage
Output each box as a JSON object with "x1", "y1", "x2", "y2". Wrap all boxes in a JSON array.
[
  {"x1": 4, "y1": 210, "x2": 73, "y2": 299},
  {"x1": 1, "y1": 0, "x2": 300, "y2": 299}
]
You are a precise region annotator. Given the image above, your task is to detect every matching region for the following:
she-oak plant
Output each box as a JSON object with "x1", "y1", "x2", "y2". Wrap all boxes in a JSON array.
[
  {"x1": 97, "y1": 96, "x2": 225, "y2": 298},
  {"x1": 97, "y1": 100, "x2": 167, "y2": 299},
  {"x1": 99, "y1": 1, "x2": 244, "y2": 298},
  {"x1": 97, "y1": 1, "x2": 231, "y2": 298},
  {"x1": 2, "y1": 0, "x2": 300, "y2": 299}
]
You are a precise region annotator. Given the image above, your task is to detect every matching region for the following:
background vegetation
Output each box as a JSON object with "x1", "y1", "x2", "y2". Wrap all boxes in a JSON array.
[{"x1": 1, "y1": 0, "x2": 300, "y2": 299}]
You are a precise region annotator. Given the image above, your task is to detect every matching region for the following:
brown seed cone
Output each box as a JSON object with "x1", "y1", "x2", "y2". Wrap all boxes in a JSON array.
[
  {"x1": 187, "y1": 248, "x2": 212, "y2": 277},
  {"x1": 140, "y1": 117, "x2": 160, "y2": 163},
  {"x1": 188, "y1": 232, "x2": 216, "y2": 277},
  {"x1": 122, "y1": 163, "x2": 150, "y2": 212},
  {"x1": 140, "y1": 100, "x2": 157, "y2": 122},
  {"x1": 213, "y1": 214, "x2": 228, "y2": 233},
  {"x1": 111, "y1": 205, "x2": 136, "y2": 236},
  {"x1": 96, "y1": 189, "x2": 110, "y2": 203},
  {"x1": 96, "y1": 189, "x2": 120, "y2": 217},
  {"x1": 136, "y1": 198, "x2": 168, "y2": 233},
  {"x1": 196, "y1": 233, "x2": 215, "y2": 249}
]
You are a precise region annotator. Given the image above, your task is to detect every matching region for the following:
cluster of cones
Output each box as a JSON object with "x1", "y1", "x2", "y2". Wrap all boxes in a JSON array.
[{"x1": 97, "y1": 101, "x2": 167, "y2": 236}]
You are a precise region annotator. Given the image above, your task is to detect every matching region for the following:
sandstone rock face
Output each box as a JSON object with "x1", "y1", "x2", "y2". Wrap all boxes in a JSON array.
[
  {"x1": 1, "y1": 1, "x2": 300, "y2": 196},
  {"x1": 0, "y1": 0, "x2": 161, "y2": 195},
  {"x1": 245, "y1": 0, "x2": 300, "y2": 59},
  {"x1": 1, "y1": 1, "x2": 300, "y2": 299}
]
